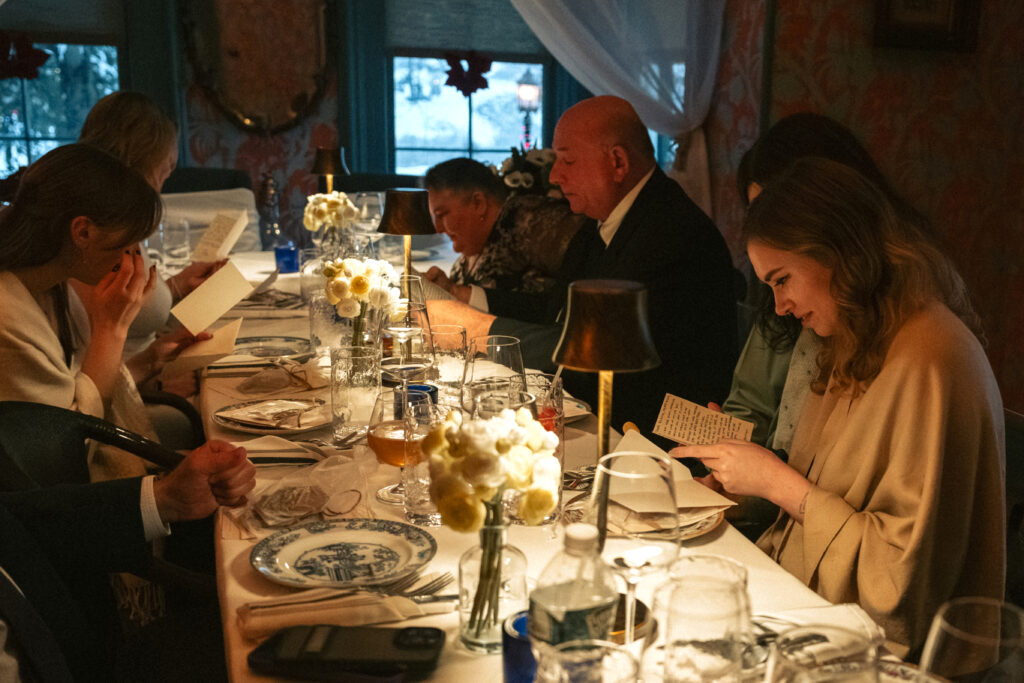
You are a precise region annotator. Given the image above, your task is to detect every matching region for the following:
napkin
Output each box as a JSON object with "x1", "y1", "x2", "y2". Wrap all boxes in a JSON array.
[
  {"x1": 238, "y1": 588, "x2": 455, "y2": 639},
  {"x1": 234, "y1": 435, "x2": 324, "y2": 466},
  {"x1": 754, "y1": 603, "x2": 886, "y2": 658},
  {"x1": 605, "y1": 431, "x2": 735, "y2": 535}
]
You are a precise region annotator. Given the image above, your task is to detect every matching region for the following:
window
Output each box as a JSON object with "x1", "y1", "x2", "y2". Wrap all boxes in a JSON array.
[
  {"x1": 1, "y1": 43, "x2": 119, "y2": 177},
  {"x1": 393, "y1": 56, "x2": 544, "y2": 175}
]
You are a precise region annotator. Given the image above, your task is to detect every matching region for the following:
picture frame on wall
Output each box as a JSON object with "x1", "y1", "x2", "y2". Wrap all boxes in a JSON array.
[{"x1": 874, "y1": 0, "x2": 980, "y2": 51}]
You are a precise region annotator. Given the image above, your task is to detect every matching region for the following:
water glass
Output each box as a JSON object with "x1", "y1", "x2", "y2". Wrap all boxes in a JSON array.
[
  {"x1": 535, "y1": 639, "x2": 639, "y2": 683},
  {"x1": 428, "y1": 324, "x2": 468, "y2": 409},
  {"x1": 765, "y1": 625, "x2": 878, "y2": 683},
  {"x1": 298, "y1": 248, "x2": 323, "y2": 303},
  {"x1": 462, "y1": 377, "x2": 534, "y2": 419},
  {"x1": 160, "y1": 218, "x2": 191, "y2": 274},
  {"x1": 918, "y1": 597, "x2": 1024, "y2": 682},
  {"x1": 330, "y1": 345, "x2": 381, "y2": 445},
  {"x1": 309, "y1": 293, "x2": 341, "y2": 358},
  {"x1": 465, "y1": 335, "x2": 526, "y2": 384}
]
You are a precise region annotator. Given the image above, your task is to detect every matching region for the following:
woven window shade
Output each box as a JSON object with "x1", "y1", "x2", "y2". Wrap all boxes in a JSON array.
[{"x1": 384, "y1": 0, "x2": 542, "y2": 53}]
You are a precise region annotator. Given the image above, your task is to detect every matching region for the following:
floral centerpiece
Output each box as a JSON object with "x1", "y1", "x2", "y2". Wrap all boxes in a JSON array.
[
  {"x1": 322, "y1": 257, "x2": 402, "y2": 346},
  {"x1": 303, "y1": 191, "x2": 359, "y2": 256},
  {"x1": 495, "y1": 147, "x2": 562, "y2": 199},
  {"x1": 424, "y1": 407, "x2": 561, "y2": 651}
]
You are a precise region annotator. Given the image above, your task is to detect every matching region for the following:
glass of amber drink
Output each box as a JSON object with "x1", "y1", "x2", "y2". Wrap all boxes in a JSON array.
[{"x1": 368, "y1": 388, "x2": 433, "y2": 505}]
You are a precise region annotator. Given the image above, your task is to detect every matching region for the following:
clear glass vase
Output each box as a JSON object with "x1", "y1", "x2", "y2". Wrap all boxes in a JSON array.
[
  {"x1": 458, "y1": 518, "x2": 528, "y2": 653},
  {"x1": 312, "y1": 224, "x2": 352, "y2": 259}
]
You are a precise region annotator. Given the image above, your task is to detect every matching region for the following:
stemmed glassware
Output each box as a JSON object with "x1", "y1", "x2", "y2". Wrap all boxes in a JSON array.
[
  {"x1": 382, "y1": 275, "x2": 434, "y2": 390},
  {"x1": 352, "y1": 191, "x2": 384, "y2": 257},
  {"x1": 917, "y1": 597, "x2": 1024, "y2": 682},
  {"x1": 586, "y1": 451, "x2": 680, "y2": 645},
  {"x1": 464, "y1": 335, "x2": 526, "y2": 383},
  {"x1": 367, "y1": 388, "x2": 433, "y2": 505}
]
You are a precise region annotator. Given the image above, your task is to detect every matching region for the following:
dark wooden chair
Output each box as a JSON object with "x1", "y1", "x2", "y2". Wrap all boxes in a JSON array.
[
  {"x1": 1006, "y1": 408, "x2": 1024, "y2": 605},
  {"x1": 162, "y1": 167, "x2": 253, "y2": 193}
]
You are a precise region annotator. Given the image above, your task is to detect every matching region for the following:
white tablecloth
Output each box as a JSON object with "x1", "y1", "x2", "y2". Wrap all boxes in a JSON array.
[{"x1": 204, "y1": 246, "x2": 831, "y2": 681}]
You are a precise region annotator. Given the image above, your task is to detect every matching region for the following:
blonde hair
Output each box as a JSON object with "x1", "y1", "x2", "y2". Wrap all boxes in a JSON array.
[
  {"x1": 79, "y1": 91, "x2": 177, "y2": 187},
  {"x1": 743, "y1": 157, "x2": 982, "y2": 396}
]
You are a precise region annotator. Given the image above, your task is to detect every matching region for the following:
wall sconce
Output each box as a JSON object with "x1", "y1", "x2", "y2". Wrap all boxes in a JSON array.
[
  {"x1": 515, "y1": 68, "x2": 541, "y2": 150},
  {"x1": 554, "y1": 280, "x2": 661, "y2": 461},
  {"x1": 378, "y1": 189, "x2": 435, "y2": 275},
  {"x1": 311, "y1": 146, "x2": 350, "y2": 193}
]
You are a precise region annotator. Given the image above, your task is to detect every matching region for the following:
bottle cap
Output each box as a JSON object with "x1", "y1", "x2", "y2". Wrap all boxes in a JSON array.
[{"x1": 563, "y1": 523, "x2": 599, "y2": 553}]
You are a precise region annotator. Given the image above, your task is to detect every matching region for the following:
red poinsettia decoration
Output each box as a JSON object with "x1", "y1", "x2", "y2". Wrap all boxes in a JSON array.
[
  {"x1": 0, "y1": 32, "x2": 50, "y2": 80},
  {"x1": 443, "y1": 50, "x2": 492, "y2": 97}
]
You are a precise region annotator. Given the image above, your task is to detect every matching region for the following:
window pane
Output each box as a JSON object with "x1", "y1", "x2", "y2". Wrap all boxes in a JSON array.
[
  {"x1": 395, "y1": 149, "x2": 468, "y2": 176},
  {"x1": 0, "y1": 139, "x2": 29, "y2": 178},
  {"x1": 471, "y1": 61, "x2": 543, "y2": 151},
  {"x1": 24, "y1": 44, "x2": 119, "y2": 138},
  {"x1": 394, "y1": 57, "x2": 469, "y2": 152},
  {"x1": 469, "y1": 150, "x2": 508, "y2": 168},
  {"x1": 0, "y1": 80, "x2": 26, "y2": 137}
]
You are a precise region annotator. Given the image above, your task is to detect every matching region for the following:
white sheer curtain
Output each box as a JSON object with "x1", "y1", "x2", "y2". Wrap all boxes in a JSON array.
[{"x1": 510, "y1": 0, "x2": 725, "y2": 216}]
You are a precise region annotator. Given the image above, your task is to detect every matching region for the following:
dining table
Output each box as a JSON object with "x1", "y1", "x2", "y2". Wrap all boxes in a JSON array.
[{"x1": 204, "y1": 245, "x2": 834, "y2": 682}]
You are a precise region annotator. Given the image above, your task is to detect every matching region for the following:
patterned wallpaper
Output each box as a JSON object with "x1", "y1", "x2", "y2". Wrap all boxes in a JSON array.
[
  {"x1": 766, "y1": 0, "x2": 1024, "y2": 412},
  {"x1": 185, "y1": 72, "x2": 340, "y2": 247},
  {"x1": 183, "y1": 0, "x2": 1022, "y2": 411}
]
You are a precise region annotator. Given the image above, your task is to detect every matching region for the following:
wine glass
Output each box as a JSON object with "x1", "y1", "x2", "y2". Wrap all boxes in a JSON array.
[
  {"x1": 918, "y1": 597, "x2": 1024, "y2": 682},
  {"x1": 586, "y1": 451, "x2": 680, "y2": 645},
  {"x1": 429, "y1": 324, "x2": 468, "y2": 409},
  {"x1": 462, "y1": 377, "x2": 535, "y2": 419},
  {"x1": 381, "y1": 300, "x2": 434, "y2": 390},
  {"x1": 352, "y1": 191, "x2": 384, "y2": 256},
  {"x1": 367, "y1": 388, "x2": 432, "y2": 505},
  {"x1": 464, "y1": 335, "x2": 526, "y2": 386}
]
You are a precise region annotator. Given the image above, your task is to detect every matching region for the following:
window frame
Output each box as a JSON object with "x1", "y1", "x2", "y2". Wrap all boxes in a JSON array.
[
  {"x1": 0, "y1": 36, "x2": 121, "y2": 176},
  {"x1": 388, "y1": 47, "x2": 548, "y2": 174}
]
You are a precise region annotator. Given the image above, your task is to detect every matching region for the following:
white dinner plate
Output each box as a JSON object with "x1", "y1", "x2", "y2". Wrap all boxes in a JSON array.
[
  {"x1": 214, "y1": 398, "x2": 329, "y2": 436},
  {"x1": 233, "y1": 336, "x2": 312, "y2": 359},
  {"x1": 250, "y1": 519, "x2": 438, "y2": 589}
]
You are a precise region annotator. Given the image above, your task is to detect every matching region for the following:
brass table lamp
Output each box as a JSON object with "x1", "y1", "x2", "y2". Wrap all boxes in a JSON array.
[
  {"x1": 378, "y1": 189, "x2": 435, "y2": 275},
  {"x1": 553, "y1": 279, "x2": 661, "y2": 461},
  {"x1": 310, "y1": 147, "x2": 349, "y2": 193}
]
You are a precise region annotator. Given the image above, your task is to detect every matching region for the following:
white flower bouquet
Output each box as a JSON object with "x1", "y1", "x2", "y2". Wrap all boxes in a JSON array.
[
  {"x1": 303, "y1": 191, "x2": 359, "y2": 233},
  {"x1": 424, "y1": 407, "x2": 561, "y2": 530},
  {"x1": 424, "y1": 407, "x2": 561, "y2": 645},
  {"x1": 321, "y1": 257, "x2": 402, "y2": 345},
  {"x1": 496, "y1": 147, "x2": 561, "y2": 199}
]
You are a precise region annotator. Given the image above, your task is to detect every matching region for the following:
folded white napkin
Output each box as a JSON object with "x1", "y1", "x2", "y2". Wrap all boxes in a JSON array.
[
  {"x1": 237, "y1": 588, "x2": 455, "y2": 639},
  {"x1": 755, "y1": 603, "x2": 886, "y2": 659}
]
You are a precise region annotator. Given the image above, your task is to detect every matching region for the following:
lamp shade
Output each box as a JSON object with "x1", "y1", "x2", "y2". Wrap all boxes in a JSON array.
[
  {"x1": 311, "y1": 147, "x2": 350, "y2": 176},
  {"x1": 553, "y1": 279, "x2": 661, "y2": 372},
  {"x1": 378, "y1": 189, "x2": 436, "y2": 236}
]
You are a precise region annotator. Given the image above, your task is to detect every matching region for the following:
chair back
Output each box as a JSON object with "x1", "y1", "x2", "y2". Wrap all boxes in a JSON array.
[
  {"x1": 1006, "y1": 408, "x2": 1024, "y2": 604},
  {"x1": 0, "y1": 402, "x2": 184, "y2": 492}
]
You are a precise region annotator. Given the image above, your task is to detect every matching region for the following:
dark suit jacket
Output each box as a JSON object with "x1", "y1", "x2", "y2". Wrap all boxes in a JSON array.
[
  {"x1": 491, "y1": 168, "x2": 738, "y2": 442},
  {"x1": 0, "y1": 478, "x2": 151, "y2": 682}
]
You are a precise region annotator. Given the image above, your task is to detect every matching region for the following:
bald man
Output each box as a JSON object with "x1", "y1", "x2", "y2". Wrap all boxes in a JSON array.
[{"x1": 429, "y1": 96, "x2": 738, "y2": 440}]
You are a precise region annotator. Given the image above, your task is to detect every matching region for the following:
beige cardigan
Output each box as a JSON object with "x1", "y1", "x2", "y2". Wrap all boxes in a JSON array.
[
  {"x1": 0, "y1": 271, "x2": 154, "y2": 481},
  {"x1": 758, "y1": 303, "x2": 1005, "y2": 655}
]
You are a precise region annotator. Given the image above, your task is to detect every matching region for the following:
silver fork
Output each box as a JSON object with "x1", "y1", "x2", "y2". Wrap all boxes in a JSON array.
[{"x1": 399, "y1": 572, "x2": 453, "y2": 597}]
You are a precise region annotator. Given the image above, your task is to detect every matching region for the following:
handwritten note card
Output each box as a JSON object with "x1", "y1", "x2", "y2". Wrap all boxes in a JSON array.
[
  {"x1": 653, "y1": 394, "x2": 754, "y2": 446},
  {"x1": 192, "y1": 210, "x2": 247, "y2": 261}
]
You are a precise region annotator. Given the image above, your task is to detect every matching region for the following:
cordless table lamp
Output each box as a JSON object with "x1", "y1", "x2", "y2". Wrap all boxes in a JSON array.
[
  {"x1": 311, "y1": 147, "x2": 349, "y2": 193},
  {"x1": 378, "y1": 189, "x2": 435, "y2": 276},
  {"x1": 553, "y1": 279, "x2": 661, "y2": 462}
]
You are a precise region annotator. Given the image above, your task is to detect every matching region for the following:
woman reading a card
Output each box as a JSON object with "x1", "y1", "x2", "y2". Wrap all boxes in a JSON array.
[
  {"x1": 0, "y1": 144, "x2": 207, "y2": 480},
  {"x1": 675, "y1": 157, "x2": 1004, "y2": 658}
]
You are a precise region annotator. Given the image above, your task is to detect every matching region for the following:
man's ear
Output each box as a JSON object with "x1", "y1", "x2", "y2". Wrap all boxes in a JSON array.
[
  {"x1": 609, "y1": 145, "x2": 630, "y2": 183},
  {"x1": 470, "y1": 190, "x2": 488, "y2": 215},
  {"x1": 68, "y1": 215, "x2": 95, "y2": 250}
]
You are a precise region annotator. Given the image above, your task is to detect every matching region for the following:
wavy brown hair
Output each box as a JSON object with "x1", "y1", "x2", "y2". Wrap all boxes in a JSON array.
[
  {"x1": 0, "y1": 144, "x2": 161, "y2": 270},
  {"x1": 78, "y1": 91, "x2": 177, "y2": 188},
  {"x1": 743, "y1": 157, "x2": 982, "y2": 397}
]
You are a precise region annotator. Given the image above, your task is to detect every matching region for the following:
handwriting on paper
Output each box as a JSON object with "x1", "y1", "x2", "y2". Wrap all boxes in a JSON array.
[
  {"x1": 193, "y1": 210, "x2": 248, "y2": 262},
  {"x1": 653, "y1": 394, "x2": 754, "y2": 446}
]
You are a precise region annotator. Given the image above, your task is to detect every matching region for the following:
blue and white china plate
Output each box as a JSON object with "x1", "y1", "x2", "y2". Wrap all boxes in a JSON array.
[{"x1": 250, "y1": 519, "x2": 438, "y2": 589}]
